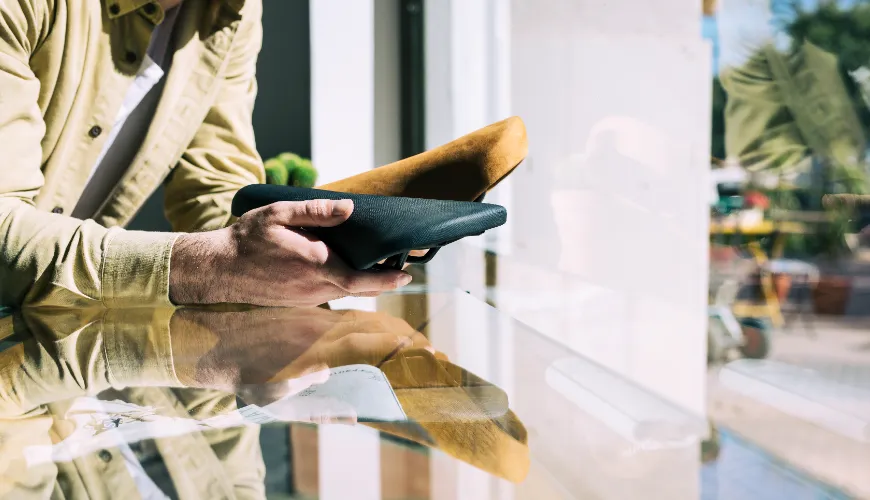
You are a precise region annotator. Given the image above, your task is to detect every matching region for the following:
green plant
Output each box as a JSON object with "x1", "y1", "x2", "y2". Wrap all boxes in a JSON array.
[
  {"x1": 758, "y1": 169, "x2": 860, "y2": 260},
  {"x1": 713, "y1": 2, "x2": 870, "y2": 261},
  {"x1": 264, "y1": 152, "x2": 318, "y2": 188},
  {"x1": 754, "y1": 182, "x2": 805, "y2": 256},
  {"x1": 264, "y1": 158, "x2": 289, "y2": 185},
  {"x1": 778, "y1": 0, "x2": 870, "y2": 139},
  {"x1": 818, "y1": 205, "x2": 854, "y2": 259},
  {"x1": 811, "y1": 161, "x2": 865, "y2": 259}
]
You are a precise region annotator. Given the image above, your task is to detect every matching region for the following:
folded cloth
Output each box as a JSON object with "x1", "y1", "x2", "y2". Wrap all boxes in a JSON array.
[
  {"x1": 364, "y1": 349, "x2": 530, "y2": 483},
  {"x1": 318, "y1": 117, "x2": 528, "y2": 201}
]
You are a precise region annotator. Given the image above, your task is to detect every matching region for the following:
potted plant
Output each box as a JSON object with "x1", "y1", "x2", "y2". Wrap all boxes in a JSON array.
[
  {"x1": 813, "y1": 188, "x2": 866, "y2": 315},
  {"x1": 758, "y1": 159, "x2": 865, "y2": 315},
  {"x1": 810, "y1": 163, "x2": 866, "y2": 315},
  {"x1": 264, "y1": 152, "x2": 318, "y2": 187}
]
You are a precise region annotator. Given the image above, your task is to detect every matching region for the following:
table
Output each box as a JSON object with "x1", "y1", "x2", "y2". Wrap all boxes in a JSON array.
[
  {"x1": 709, "y1": 219, "x2": 811, "y2": 328},
  {"x1": 0, "y1": 285, "x2": 855, "y2": 499}
]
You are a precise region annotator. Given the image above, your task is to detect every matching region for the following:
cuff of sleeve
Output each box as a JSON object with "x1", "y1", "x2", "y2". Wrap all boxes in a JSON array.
[
  {"x1": 102, "y1": 308, "x2": 182, "y2": 388},
  {"x1": 102, "y1": 229, "x2": 182, "y2": 308}
]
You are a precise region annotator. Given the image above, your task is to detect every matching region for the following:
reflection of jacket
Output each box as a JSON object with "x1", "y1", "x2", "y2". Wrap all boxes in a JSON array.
[
  {"x1": 0, "y1": 310, "x2": 266, "y2": 500},
  {"x1": 0, "y1": 0, "x2": 264, "y2": 309},
  {"x1": 721, "y1": 41, "x2": 866, "y2": 175}
]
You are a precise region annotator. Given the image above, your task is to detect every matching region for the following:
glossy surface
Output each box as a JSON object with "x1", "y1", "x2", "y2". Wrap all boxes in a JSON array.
[
  {"x1": 5, "y1": 0, "x2": 870, "y2": 497},
  {"x1": 0, "y1": 285, "x2": 691, "y2": 498},
  {"x1": 1, "y1": 277, "x2": 858, "y2": 500}
]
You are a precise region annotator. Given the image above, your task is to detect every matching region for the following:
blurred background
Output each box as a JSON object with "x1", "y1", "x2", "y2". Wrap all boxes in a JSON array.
[{"x1": 130, "y1": 0, "x2": 870, "y2": 498}]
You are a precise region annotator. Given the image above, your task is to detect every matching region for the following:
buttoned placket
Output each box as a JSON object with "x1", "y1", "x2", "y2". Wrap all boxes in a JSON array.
[
  {"x1": 141, "y1": 387, "x2": 239, "y2": 499},
  {"x1": 77, "y1": 445, "x2": 146, "y2": 498},
  {"x1": 93, "y1": 4, "x2": 243, "y2": 229},
  {"x1": 51, "y1": 5, "x2": 161, "y2": 216}
]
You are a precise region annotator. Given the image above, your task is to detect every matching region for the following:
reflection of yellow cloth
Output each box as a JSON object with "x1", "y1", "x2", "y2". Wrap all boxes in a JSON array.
[
  {"x1": 366, "y1": 349, "x2": 531, "y2": 483},
  {"x1": 0, "y1": 309, "x2": 265, "y2": 500}
]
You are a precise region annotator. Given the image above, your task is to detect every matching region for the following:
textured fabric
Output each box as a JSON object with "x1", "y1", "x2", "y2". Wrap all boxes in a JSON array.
[
  {"x1": 0, "y1": 0, "x2": 265, "y2": 309},
  {"x1": 72, "y1": 6, "x2": 181, "y2": 220},
  {"x1": 232, "y1": 185, "x2": 508, "y2": 270}
]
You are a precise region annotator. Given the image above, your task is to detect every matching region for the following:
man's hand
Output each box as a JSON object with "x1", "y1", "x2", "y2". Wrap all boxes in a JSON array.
[
  {"x1": 169, "y1": 199, "x2": 412, "y2": 306},
  {"x1": 171, "y1": 306, "x2": 431, "y2": 389}
]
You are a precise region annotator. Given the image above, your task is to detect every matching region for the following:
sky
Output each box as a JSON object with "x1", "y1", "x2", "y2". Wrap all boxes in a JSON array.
[
  {"x1": 702, "y1": 0, "x2": 863, "y2": 76},
  {"x1": 702, "y1": 15, "x2": 720, "y2": 75}
]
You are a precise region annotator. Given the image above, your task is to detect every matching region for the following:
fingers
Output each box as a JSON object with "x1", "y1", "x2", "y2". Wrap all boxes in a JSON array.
[
  {"x1": 323, "y1": 251, "x2": 412, "y2": 294},
  {"x1": 318, "y1": 330, "x2": 432, "y2": 368},
  {"x1": 332, "y1": 269, "x2": 413, "y2": 294},
  {"x1": 260, "y1": 199, "x2": 354, "y2": 228}
]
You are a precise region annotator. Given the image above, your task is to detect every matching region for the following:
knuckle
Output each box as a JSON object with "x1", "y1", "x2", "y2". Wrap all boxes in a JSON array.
[
  {"x1": 344, "y1": 332, "x2": 365, "y2": 343},
  {"x1": 341, "y1": 274, "x2": 361, "y2": 291},
  {"x1": 306, "y1": 199, "x2": 332, "y2": 219},
  {"x1": 261, "y1": 203, "x2": 281, "y2": 220},
  {"x1": 307, "y1": 243, "x2": 330, "y2": 265}
]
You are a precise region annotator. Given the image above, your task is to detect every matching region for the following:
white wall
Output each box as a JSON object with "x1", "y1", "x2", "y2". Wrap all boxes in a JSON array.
[
  {"x1": 424, "y1": 0, "x2": 711, "y2": 497},
  {"x1": 506, "y1": 0, "x2": 710, "y2": 417},
  {"x1": 310, "y1": 1, "x2": 401, "y2": 497}
]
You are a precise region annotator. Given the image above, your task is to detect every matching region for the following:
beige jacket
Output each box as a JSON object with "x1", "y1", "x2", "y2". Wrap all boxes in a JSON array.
[{"x1": 0, "y1": 0, "x2": 265, "y2": 309}]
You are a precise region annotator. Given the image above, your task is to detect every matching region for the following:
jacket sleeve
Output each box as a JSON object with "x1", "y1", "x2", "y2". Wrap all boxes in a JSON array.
[
  {"x1": 0, "y1": 309, "x2": 181, "y2": 418},
  {"x1": 163, "y1": 0, "x2": 265, "y2": 232},
  {"x1": 0, "y1": 0, "x2": 180, "y2": 309}
]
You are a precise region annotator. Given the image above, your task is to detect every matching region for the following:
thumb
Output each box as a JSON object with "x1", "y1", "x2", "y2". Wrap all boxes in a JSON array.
[{"x1": 262, "y1": 199, "x2": 354, "y2": 227}]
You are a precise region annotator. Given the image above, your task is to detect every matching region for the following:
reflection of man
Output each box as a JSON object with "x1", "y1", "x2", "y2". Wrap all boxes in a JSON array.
[
  {"x1": 0, "y1": 305, "x2": 533, "y2": 495},
  {"x1": 0, "y1": 306, "x2": 432, "y2": 498},
  {"x1": 0, "y1": 310, "x2": 267, "y2": 499},
  {"x1": 0, "y1": 0, "x2": 410, "y2": 309}
]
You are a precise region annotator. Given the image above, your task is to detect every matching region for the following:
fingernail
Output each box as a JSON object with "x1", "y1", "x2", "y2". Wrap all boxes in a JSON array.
[
  {"x1": 332, "y1": 199, "x2": 353, "y2": 217},
  {"x1": 397, "y1": 274, "x2": 413, "y2": 287}
]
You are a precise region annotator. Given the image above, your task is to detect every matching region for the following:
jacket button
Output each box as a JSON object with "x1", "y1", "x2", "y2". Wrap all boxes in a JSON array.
[
  {"x1": 108, "y1": 4, "x2": 120, "y2": 15},
  {"x1": 143, "y1": 2, "x2": 157, "y2": 15},
  {"x1": 98, "y1": 449, "x2": 112, "y2": 463},
  {"x1": 51, "y1": 207, "x2": 63, "y2": 214},
  {"x1": 125, "y1": 51, "x2": 138, "y2": 64},
  {"x1": 88, "y1": 125, "x2": 103, "y2": 138}
]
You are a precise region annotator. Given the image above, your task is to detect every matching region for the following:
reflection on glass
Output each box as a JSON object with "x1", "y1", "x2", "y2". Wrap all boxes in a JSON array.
[
  {"x1": 708, "y1": 2, "x2": 870, "y2": 497},
  {"x1": 720, "y1": 359, "x2": 870, "y2": 443},
  {"x1": 0, "y1": 305, "x2": 530, "y2": 498}
]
